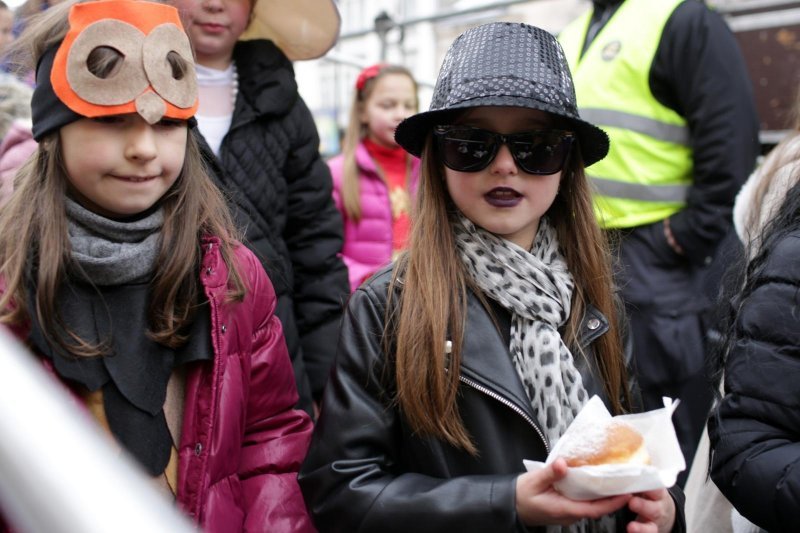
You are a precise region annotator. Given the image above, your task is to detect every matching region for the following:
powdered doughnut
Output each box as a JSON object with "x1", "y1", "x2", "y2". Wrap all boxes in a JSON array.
[{"x1": 560, "y1": 419, "x2": 650, "y2": 467}]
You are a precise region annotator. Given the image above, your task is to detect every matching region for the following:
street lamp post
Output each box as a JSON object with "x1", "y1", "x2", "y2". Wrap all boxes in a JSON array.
[{"x1": 374, "y1": 10, "x2": 395, "y2": 61}]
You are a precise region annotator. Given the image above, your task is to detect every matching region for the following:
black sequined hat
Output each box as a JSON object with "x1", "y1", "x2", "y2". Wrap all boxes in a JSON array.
[{"x1": 395, "y1": 22, "x2": 609, "y2": 166}]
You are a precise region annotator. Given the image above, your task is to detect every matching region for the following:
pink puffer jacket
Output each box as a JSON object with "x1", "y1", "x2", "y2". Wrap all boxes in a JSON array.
[
  {"x1": 177, "y1": 238, "x2": 314, "y2": 532},
  {"x1": 328, "y1": 142, "x2": 420, "y2": 291},
  {"x1": 0, "y1": 120, "x2": 36, "y2": 208},
  {"x1": 3, "y1": 239, "x2": 315, "y2": 533}
]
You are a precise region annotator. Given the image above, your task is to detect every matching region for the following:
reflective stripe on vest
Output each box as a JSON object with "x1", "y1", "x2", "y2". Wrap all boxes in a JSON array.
[
  {"x1": 589, "y1": 175, "x2": 689, "y2": 203},
  {"x1": 559, "y1": 0, "x2": 692, "y2": 229},
  {"x1": 579, "y1": 108, "x2": 690, "y2": 146}
]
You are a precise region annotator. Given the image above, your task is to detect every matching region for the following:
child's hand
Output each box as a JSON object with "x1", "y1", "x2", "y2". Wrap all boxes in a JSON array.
[
  {"x1": 515, "y1": 458, "x2": 632, "y2": 526},
  {"x1": 626, "y1": 488, "x2": 676, "y2": 533}
]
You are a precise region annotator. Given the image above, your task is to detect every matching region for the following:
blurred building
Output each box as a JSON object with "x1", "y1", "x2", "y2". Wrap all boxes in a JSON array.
[
  {"x1": 295, "y1": 0, "x2": 588, "y2": 157},
  {"x1": 713, "y1": 0, "x2": 800, "y2": 147},
  {"x1": 296, "y1": 0, "x2": 800, "y2": 157}
]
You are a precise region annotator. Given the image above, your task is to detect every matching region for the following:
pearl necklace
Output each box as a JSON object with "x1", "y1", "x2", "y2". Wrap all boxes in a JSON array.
[{"x1": 230, "y1": 63, "x2": 239, "y2": 108}]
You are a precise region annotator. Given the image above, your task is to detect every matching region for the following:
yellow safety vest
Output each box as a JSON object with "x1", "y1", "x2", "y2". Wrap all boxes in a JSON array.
[{"x1": 559, "y1": 0, "x2": 692, "y2": 229}]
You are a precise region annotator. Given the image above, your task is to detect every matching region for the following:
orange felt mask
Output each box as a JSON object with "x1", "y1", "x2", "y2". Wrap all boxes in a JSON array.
[{"x1": 50, "y1": 0, "x2": 198, "y2": 124}]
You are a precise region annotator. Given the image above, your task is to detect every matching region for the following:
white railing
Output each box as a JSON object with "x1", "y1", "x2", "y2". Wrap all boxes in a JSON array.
[{"x1": 0, "y1": 327, "x2": 196, "y2": 533}]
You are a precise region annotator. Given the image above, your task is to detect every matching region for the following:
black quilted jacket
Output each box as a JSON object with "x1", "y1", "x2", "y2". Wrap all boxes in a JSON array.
[
  {"x1": 198, "y1": 39, "x2": 349, "y2": 411},
  {"x1": 710, "y1": 229, "x2": 800, "y2": 532}
]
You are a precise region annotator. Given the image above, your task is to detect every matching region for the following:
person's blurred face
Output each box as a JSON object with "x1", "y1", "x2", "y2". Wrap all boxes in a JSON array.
[
  {"x1": 0, "y1": 9, "x2": 14, "y2": 52},
  {"x1": 360, "y1": 73, "x2": 417, "y2": 148},
  {"x1": 173, "y1": 0, "x2": 252, "y2": 69}
]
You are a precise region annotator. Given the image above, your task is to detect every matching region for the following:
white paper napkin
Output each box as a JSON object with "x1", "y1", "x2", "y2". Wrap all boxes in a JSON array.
[{"x1": 523, "y1": 395, "x2": 685, "y2": 500}]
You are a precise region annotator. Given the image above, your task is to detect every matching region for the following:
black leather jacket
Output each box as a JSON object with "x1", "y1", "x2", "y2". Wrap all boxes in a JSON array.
[{"x1": 299, "y1": 267, "x2": 685, "y2": 532}]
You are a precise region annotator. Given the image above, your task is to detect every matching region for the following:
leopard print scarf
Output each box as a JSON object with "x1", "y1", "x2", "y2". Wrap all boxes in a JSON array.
[{"x1": 453, "y1": 213, "x2": 589, "y2": 447}]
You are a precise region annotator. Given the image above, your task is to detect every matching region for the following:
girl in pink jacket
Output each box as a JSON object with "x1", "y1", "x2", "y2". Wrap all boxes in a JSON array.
[
  {"x1": 329, "y1": 64, "x2": 421, "y2": 291},
  {"x1": 0, "y1": 2, "x2": 313, "y2": 531}
]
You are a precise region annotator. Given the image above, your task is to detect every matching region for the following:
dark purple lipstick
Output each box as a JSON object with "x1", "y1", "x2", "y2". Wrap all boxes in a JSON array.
[{"x1": 484, "y1": 187, "x2": 522, "y2": 207}]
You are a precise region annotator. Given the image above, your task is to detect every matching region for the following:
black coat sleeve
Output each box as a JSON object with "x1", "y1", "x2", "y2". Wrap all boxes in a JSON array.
[
  {"x1": 283, "y1": 96, "x2": 350, "y2": 401},
  {"x1": 194, "y1": 129, "x2": 316, "y2": 412},
  {"x1": 709, "y1": 234, "x2": 800, "y2": 532},
  {"x1": 650, "y1": 0, "x2": 760, "y2": 265},
  {"x1": 298, "y1": 282, "x2": 521, "y2": 533}
]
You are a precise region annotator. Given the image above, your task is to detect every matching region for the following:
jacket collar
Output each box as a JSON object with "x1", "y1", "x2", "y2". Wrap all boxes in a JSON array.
[
  {"x1": 356, "y1": 140, "x2": 423, "y2": 184},
  {"x1": 355, "y1": 141, "x2": 380, "y2": 176},
  {"x1": 579, "y1": 303, "x2": 609, "y2": 346}
]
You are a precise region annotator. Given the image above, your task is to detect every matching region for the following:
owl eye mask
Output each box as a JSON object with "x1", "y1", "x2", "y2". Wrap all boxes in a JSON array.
[{"x1": 32, "y1": 0, "x2": 199, "y2": 140}]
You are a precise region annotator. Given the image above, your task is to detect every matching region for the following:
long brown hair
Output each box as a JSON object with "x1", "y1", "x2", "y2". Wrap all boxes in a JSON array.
[
  {"x1": 388, "y1": 134, "x2": 630, "y2": 454},
  {"x1": 0, "y1": 0, "x2": 246, "y2": 357},
  {"x1": 340, "y1": 64, "x2": 418, "y2": 221}
]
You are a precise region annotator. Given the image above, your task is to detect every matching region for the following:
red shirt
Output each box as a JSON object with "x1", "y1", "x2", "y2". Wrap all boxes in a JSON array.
[{"x1": 364, "y1": 138, "x2": 411, "y2": 254}]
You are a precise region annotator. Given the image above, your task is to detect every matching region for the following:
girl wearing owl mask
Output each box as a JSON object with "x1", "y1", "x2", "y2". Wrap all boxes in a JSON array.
[{"x1": 0, "y1": 2, "x2": 314, "y2": 531}]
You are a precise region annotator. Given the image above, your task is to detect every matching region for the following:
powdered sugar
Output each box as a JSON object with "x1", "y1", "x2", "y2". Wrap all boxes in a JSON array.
[
  {"x1": 558, "y1": 418, "x2": 611, "y2": 460},
  {"x1": 524, "y1": 395, "x2": 685, "y2": 500}
]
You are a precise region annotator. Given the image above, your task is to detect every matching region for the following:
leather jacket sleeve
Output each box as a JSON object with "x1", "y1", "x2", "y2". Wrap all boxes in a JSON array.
[{"x1": 298, "y1": 282, "x2": 523, "y2": 533}]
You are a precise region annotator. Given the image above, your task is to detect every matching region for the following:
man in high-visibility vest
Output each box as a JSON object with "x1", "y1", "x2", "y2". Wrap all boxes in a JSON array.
[{"x1": 559, "y1": 0, "x2": 759, "y2": 485}]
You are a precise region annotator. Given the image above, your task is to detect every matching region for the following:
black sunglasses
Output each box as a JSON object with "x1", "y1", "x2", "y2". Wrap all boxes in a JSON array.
[{"x1": 433, "y1": 126, "x2": 575, "y2": 175}]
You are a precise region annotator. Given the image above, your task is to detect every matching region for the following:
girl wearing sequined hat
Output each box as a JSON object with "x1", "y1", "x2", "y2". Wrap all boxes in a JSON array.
[
  {"x1": 0, "y1": 1, "x2": 314, "y2": 530},
  {"x1": 300, "y1": 22, "x2": 681, "y2": 532},
  {"x1": 169, "y1": 0, "x2": 349, "y2": 416}
]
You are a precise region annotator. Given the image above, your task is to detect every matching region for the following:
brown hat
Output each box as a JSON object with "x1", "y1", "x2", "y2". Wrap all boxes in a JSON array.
[
  {"x1": 240, "y1": 0, "x2": 340, "y2": 61},
  {"x1": 395, "y1": 22, "x2": 609, "y2": 166}
]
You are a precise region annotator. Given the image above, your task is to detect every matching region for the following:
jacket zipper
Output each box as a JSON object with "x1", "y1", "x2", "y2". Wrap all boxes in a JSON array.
[{"x1": 458, "y1": 374, "x2": 549, "y2": 454}]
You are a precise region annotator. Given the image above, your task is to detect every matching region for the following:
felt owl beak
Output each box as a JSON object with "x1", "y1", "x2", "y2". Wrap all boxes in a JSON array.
[{"x1": 135, "y1": 92, "x2": 170, "y2": 125}]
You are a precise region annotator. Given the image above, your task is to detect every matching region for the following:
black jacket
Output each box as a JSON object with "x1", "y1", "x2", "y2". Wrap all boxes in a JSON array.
[
  {"x1": 709, "y1": 230, "x2": 800, "y2": 532},
  {"x1": 586, "y1": 0, "x2": 760, "y2": 266},
  {"x1": 299, "y1": 267, "x2": 685, "y2": 532},
  {"x1": 199, "y1": 39, "x2": 349, "y2": 408}
]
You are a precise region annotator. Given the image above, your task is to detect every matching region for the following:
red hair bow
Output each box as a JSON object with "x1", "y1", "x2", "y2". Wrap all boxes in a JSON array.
[{"x1": 356, "y1": 63, "x2": 388, "y2": 91}]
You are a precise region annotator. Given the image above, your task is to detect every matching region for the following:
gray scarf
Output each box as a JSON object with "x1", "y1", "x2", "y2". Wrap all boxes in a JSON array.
[{"x1": 66, "y1": 198, "x2": 162, "y2": 285}]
